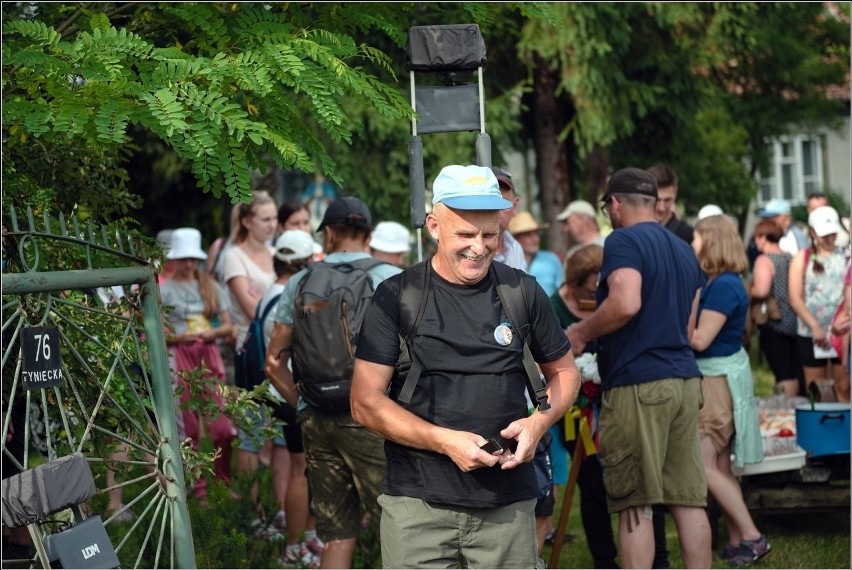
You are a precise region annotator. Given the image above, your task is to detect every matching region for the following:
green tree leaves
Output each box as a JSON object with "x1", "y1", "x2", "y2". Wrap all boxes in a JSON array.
[{"x1": 3, "y1": 3, "x2": 413, "y2": 205}]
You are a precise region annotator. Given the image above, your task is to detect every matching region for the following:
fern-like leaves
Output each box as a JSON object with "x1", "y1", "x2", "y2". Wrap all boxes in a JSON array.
[{"x1": 3, "y1": 4, "x2": 413, "y2": 202}]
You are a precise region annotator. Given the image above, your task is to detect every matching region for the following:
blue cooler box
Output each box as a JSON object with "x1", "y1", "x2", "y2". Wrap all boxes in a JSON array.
[{"x1": 795, "y1": 403, "x2": 851, "y2": 457}]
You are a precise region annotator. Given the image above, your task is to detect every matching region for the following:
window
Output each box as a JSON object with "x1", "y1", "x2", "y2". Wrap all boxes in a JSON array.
[{"x1": 757, "y1": 135, "x2": 824, "y2": 206}]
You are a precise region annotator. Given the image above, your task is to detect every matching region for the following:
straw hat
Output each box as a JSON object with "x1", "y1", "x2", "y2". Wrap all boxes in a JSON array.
[{"x1": 508, "y1": 212, "x2": 548, "y2": 235}]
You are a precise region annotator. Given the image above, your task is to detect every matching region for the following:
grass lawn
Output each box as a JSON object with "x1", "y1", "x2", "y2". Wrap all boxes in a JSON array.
[
  {"x1": 543, "y1": 339, "x2": 851, "y2": 569},
  {"x1": 543, "y1": 500, "x2": 850, "y2": 569}
]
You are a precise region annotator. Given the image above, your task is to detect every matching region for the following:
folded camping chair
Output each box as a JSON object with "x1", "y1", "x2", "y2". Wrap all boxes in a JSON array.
[
  {"x1": 405, "y1": 24, "x2": 491, "y2": 262},
  {"x1": 1, "y1": 452, "x2": 119, "y2": 568}
]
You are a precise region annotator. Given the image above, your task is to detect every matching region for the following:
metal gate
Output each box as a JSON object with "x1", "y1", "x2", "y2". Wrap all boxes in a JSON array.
[{"x1": 2, "y1": 207, "x2": 195, "y2": 568}]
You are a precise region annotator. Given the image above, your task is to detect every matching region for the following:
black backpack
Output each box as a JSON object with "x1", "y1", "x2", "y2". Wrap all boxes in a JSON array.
[
  {"x1": 235, "y1": 293, "x2": 281, "y2": 391},
  {"x1": 292, "y1": 258, "x2": 386, "y2": 412},
  {"x1": 395, "y1": 259, "x2": 551, "y2": 411}
]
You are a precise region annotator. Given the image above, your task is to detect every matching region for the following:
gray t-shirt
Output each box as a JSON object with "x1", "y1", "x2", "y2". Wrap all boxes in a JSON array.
[{"x1": 160, "y1": 279, "x2": 230, "y2": 335}]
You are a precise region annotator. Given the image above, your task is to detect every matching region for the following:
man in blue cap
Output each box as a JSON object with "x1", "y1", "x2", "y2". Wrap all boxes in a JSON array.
[
  {"x1": 757, "y1": 198, "x2": 807, "y2": 256},
  {"x1": 351, "y1": 164, "x2": 580, "y2": 568},
  {"x1": 747, "y1": 198, "x2": 808, "y2": 268}
]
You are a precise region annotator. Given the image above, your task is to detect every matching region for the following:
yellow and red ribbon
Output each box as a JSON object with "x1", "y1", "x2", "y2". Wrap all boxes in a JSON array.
[{"x1": 564, "y1": 405, "x2": 597, "y2": 457}]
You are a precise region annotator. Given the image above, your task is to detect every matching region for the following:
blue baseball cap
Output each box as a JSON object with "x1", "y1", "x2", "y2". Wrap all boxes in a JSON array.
[
  {"x1": 758, "y1": 199, "x2": 791, "y2": 218},
  {"x1": 432, "y1": 165, "x2": 513, "y2": 210}
]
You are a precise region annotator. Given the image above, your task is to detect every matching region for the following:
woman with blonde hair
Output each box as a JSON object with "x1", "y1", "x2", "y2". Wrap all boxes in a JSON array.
[
  {"x1": 223, "y1": 191, "x2": 278, "y2": 348},
  {"x1": 690, "y1": 215, "x2": 768, "y2": 566},
  {"x1": 788, "y1": 205, "x2": 849, "y2": 401},
  {"x1": 220, "y1": 191, "x2": 284, "y2": 530}
]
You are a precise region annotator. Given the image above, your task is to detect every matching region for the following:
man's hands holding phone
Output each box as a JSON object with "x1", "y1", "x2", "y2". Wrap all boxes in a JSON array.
[
  {"x1": 440, "y1": 416, "x2": 548, "y2": 472},
  {"x1": 479, "y1": 438, "x2": 504, "y2": 455}
]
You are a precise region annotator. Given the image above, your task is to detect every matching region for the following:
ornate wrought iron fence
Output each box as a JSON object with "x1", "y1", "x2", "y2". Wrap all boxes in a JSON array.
[{"x1": 2, "y1": 207, "x2": 195, "y2": 568}]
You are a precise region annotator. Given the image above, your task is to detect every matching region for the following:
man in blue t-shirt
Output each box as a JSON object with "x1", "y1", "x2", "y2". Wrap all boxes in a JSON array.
[
  {"x1": 567, "y1": 168, "x2": 711, "y2": 568},
  {"x1": 351, "y1": 165, "x2": 581, "y2": 568}
]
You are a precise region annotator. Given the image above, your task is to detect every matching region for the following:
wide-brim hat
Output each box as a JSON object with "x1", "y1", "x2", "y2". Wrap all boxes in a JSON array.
[
  {"x1": 508, "y1": 212, "x2": 548, "y2": 235},
  {"x1": 166, "y1": 228, "x2": 207, "y2": 260},
  {"x1": 274, "y1": 230, "x2": 322, "y2": 262},
  {"x1": 432, "y1": 165, "x2": 513, "y2": 210},
  {"x1": 808, "y1": 205, "x2": 844, "y2": 237},
  {"x1": 370, "y1": 221, "x2": 412, "y2": 254}
]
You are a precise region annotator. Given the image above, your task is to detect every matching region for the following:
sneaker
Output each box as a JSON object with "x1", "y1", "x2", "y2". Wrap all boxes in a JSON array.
[
  {"x1": 304, "y1": 535, "x2": 325, "y2": 555},
  {"x1": 281, "y1": 543, "x2": 320, "y2": 568},
  {"x1": 714, "y1": 543, "x2": 739, "y2": 561},
  {"x1": 728, "y1": 535, "x2": 771, "y2": 566},
  {"x1": 251, "y1": 518, "x2": 285, "y2": 541},
  {"x1": 273, "y1": 510, "x2": 287, "y2": 530},
  {"x1": 544, "y1": 528, "x2": 575, "y2": 545}
]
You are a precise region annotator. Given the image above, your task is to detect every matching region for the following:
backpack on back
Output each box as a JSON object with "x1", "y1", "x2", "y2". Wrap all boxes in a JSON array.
[
  {"x1": 235, "y1": 293, "x2": 281, "y2": 391},
  {"x1": 292, "y1": 258, "x2": 386, "y2": 412}
]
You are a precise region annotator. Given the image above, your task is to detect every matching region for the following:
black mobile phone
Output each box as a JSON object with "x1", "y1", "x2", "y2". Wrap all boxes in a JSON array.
[{"x1": 480, "y1": 438, "x2": 504, "y2": 454}]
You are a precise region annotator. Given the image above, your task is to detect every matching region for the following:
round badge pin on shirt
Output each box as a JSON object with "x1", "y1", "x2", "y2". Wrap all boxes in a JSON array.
[{"x1": 494, "y1": 323, "x2": 513, "y2": 346}]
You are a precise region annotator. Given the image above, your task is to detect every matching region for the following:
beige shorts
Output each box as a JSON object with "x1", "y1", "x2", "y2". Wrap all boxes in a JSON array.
[
  {"x1": 698, "y1": 375, "x2": 734, "y2": 453},
  {"x1": 598, "y1": 377, "x2": 707, "y2": 514}
]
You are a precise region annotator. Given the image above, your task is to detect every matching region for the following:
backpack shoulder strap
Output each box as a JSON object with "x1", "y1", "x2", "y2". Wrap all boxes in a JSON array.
[
  {"x1": 492, "y1": 263, "x2": 551, "y2": 411},
  {"x1": 317, "y1": 257, "x2": 388, "y2": 290},
  {"x1": 355, "y1": 257, "x2": 390, "y2": 291},
  {"x1": 352, "y1": 257, "x2": 388, "y2": 272},
  {"x1": 242, "y1": 293, "x2": 282, "y2": 353},
  {"x1": 396, "y1": 259, "x2": 431, "y2": 406},
  {"x1": 399, "y1": 260, "x2": 430, "y2": 338},
  {"x1": 260, "y1": 293, "x2": 282, "y2": 324}
]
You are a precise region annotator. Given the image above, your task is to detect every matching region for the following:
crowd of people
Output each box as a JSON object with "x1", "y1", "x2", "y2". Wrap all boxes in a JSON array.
[{"x1": 138, "y1": 164, "x2": 851, "y2": 568}]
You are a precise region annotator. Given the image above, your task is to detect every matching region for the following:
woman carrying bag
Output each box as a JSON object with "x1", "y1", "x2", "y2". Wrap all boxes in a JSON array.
[
  {"x1": 788, "y1": 206, "x2": 849, "y2": 402},
  {"x1": 160, "y1": 228, "x2": 236, "y2": 500}
]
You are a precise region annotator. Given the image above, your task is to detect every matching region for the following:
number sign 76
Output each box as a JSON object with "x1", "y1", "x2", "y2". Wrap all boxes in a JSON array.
[{"x1": 33, "y1": 333, "x2": 52, "y2": 361}]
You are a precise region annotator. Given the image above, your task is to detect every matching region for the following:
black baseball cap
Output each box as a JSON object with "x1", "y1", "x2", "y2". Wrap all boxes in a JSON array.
[
  {"x1": 317, "y1": 197, "x2": 372, "y2": 232},
  {"x1": 604, "y1": 168, "x2": 658, "y2": 200}
]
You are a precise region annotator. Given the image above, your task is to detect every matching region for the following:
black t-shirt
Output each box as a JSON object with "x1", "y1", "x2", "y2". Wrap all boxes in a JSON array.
[
  {"x1": 356, "y1": 262, "x2": 570, "y2": 508},
  {"x1": 665, "y1": 214, "x2": 695, "y2": 244}
]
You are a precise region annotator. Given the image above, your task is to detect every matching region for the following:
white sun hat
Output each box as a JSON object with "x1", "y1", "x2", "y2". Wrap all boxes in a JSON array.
[
  {"x1": 370, "y1": 221, "x2": 412, "y2": 254},
  {"x1": 697, "y1": 204, "x2": 724, "y2": 220},
  {"x1": 166, "y1": 228, "x2": 207, "y2": 260}
]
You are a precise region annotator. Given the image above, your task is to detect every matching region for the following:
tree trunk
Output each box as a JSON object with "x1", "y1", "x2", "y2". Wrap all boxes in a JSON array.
[
  {"x1": 531, "y1": 55, "x2": 572, "y2": 255},
  {"x1": 584, "y1": 145, "x2": 610, "y2": 203}
]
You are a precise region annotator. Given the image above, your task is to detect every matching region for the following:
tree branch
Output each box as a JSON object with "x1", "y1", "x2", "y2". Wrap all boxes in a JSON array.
[
  {"x1": 105, "y1": 2, "x2": 139, "y2": 20},
  {"x1": 56, "y1": 2, "x2": 95, "y2": 37}
]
